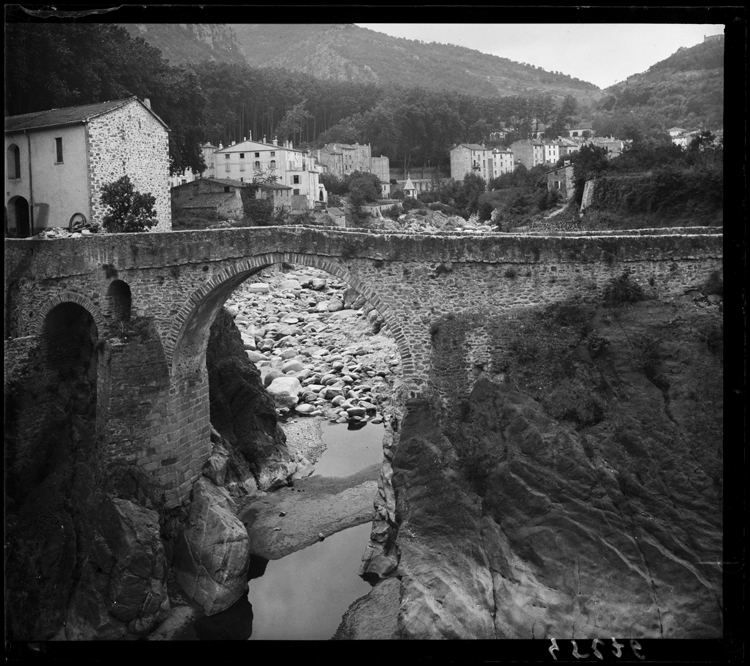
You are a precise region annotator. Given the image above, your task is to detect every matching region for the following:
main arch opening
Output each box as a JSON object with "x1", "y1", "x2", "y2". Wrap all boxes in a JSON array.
[{"x1": 171, "y1": 257, "x2": 406, "y2": 640}]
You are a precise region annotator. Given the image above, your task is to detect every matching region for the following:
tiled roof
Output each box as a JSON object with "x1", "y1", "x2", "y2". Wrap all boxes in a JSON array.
[
  {"x1": 182, "y1": 193, "x2": 236, "y2": 209},
  {"x1": 203, "y1": 177, "x2": 249, "y2": 188},
  {"x1": 456, "y1": 143, "x2": 487, "y2": 151},
  {"x1": 5, "y1": 97, "x2": 169, "y2": 132}
]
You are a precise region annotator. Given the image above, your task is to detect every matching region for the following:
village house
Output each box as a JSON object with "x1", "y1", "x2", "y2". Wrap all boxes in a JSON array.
[
  {"x1": 315, "y1": 142, "x2": 390, "y2": 183},
  {"x1": 171, "y1": 176, "x2": 293, "y2": 223},
  {"x1": 213, "y1": 134, "x2": 326, "y2": 210},
  {"x1": 567, "y1": 122, "x2": 595, "y2": 138},
  {"x1": 546, "y1": 163, "x2": 575, "y2": 200},
  {"x1": 490, "y1": 148, "x2": 515, "y2": 177},
  {"x1": 450, "y1": 143, "x2": 494, "y2": 181},
  {"x1": 509, "y1": 139, "x2": 546, "y2": 170},
  {"x1": 5, "y1": 97, "x2": 171, "y2": 237}
]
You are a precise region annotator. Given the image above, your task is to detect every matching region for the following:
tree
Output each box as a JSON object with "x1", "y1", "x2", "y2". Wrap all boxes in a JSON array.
[
  {"x1": 275, "y1": 99, "x2": 312, "y2": 145},
  {"x1": 100, "y1": 176, "x2": 158, "y2": 233}
]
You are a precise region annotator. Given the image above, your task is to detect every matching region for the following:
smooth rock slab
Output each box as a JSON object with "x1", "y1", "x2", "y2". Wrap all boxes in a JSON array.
[{"x1": 172, "y1": 479, "x2": 250, "y2": 616}]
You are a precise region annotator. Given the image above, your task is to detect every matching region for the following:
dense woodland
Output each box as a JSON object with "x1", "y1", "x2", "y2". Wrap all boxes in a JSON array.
[{"x1": 6, "y1": 23, "x2": 724, "y2": 179}]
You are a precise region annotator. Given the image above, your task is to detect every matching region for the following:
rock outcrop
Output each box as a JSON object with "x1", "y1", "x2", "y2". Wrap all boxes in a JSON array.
[
  {"x1": 172, "y1": 478, "x2": 251, "y2": 616},
  {"x1": 358, "y1": 294, "x2": 723, "y2": 639}
]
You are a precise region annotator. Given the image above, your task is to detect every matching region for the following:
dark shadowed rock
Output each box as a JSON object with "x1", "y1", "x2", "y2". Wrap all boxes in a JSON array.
[{"x1": 206, "y1": 308, "x2": 292, "y2": 478}]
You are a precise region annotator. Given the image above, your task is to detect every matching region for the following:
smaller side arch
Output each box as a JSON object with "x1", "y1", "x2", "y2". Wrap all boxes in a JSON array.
[{"x1": 32, "y1": 292, "x2": 106, "y2": 338}]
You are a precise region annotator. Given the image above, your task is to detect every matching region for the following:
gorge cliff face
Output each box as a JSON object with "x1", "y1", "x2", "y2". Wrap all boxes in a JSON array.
[{"x1": 359, "y1": 292, "x2": 723, "y2": 639}]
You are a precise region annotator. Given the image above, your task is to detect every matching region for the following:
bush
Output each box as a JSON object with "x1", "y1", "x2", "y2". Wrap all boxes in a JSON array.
[
  {"x1": 100, "y1": 176, "x2": 157, "y2": 232},
  {"x1": 603, "y1": 269, "x2": 646, "y2": 304},
  {"x1": 401, "y1": 196, "x2": 422, "y2": 212}
]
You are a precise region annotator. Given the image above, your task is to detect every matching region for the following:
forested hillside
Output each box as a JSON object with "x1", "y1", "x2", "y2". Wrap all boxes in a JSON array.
[
  {"x1": 228, "y1": 24, "x2": 600, "y2": 102},
  {"x1": 122, "y1": 24, "x2": 247, "y2": 66},
  {"x1": 118, "y1": 23, "x2": 599, "y2": 103},
  {"x1": 592, "y1": 36, "x2": 724, "y2": 138}
]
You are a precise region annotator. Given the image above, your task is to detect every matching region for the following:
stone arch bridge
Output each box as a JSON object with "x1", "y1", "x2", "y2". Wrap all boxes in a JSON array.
[{"x1": 4, "y1": 226, "x2": 722, "y2": 507}]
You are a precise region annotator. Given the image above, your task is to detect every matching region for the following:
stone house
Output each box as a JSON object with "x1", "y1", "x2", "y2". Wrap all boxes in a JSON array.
[
  {"x1": 172, "y1": 177, "x2": 293, "y2": 221},
  {"x1": 5, "y1": 97, "x2": 171, "y2": 237},
  {"x1": 325, "y1": 207, "x2": 346, "y2": 227},
  {"x1": 547, "y1": 164, "x2": 575, "y2": 200},
  {"x1": 171, "y1": 178, "x2": 246, "y2": 221},
  {"x1": 315, "y1": 143, "x2": 390, "y2": 183}
]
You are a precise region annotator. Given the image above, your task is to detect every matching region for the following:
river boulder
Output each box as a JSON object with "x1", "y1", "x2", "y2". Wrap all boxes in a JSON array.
[
  {"x1": 267, "y1": 376, "x2": 302, "y2": 408},
  {"x1": 172, "y1": 478, "x2": 250, "y2": 616}
]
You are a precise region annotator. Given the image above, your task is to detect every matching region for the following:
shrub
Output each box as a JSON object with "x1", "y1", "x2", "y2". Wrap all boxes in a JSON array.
[
  {"x1": 100, "y1": 176, "x2": 157, "y2": 232},
  {"x1": 603, "y1": 269, "x2": 646, "y2": 304}
]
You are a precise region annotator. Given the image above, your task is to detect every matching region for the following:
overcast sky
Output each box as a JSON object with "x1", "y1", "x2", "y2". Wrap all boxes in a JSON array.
[{"x1": 355, "y1": 23, "x2": 726, "y2": 90}]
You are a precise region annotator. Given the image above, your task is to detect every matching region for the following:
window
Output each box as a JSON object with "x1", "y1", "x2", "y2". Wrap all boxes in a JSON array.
[
  {"x1": 254, "y1": 161, "x2": 261, "y2": 169},
  {"x1": 270, "y1": 151, "x2": 275, "y2": 157},
  {"x1": 293, "y1": 189, "x2": 300, "y2": 195},
  {"x1": 239, "y1": 153, "x2": 245, "y2": 159},
  {"x1": 255, "y1": 152, "x2": 260, "y2": 158},
  {"x1": 270, "y1": 160, "x2": 276, "y2": 169},
  {"x1": 224, "y1": 186, "x2": 230, "y2": 193},
  {"x1": 240, "y1": 163, "x2": 245, "y2": 171},
  {"x1": 6, "y1": 144, "x2": 20, "y2": 179},
  {"x1": 55, "y1": 137, "x2": 63, "y2": 163},
  {"x1": 225, "y1": 154, "x2": 230, "y2": 160},
  {"x1": 293, "y1": 175, "x2": 300, "y2": 184}
]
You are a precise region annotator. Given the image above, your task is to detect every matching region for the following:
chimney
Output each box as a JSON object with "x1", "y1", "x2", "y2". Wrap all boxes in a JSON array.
[
  {"x1": 262, "y1": 136, "x2": 266, "y2": 144},
  {"x1": 218, "y1": 142, "x2": 223, "y2": 150},
  {"x1": 248, "y1": 131, "x2": 252, "y2": 141},
  {"x1": 273, "y1": 136, "x2": 278, "y2": 146},
  {"x1": 244, "y1": 136, "x2": 247, "y2": 142},
  {"x1": 143, "y1": 98, "x2": 151, "y2": 110},
  {"x1": 231, "y1": 140, "x2": 236, "y2": 146}
]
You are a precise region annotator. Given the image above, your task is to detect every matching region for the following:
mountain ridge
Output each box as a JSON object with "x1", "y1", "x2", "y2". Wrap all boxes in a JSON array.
[{"x1": 121, "y1": 23, "x2": 602, "y2": 102}]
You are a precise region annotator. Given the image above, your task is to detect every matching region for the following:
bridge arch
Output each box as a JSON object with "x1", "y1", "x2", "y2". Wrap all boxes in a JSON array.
[
  {"x1": 165, "y1": 251, "x2": 413, "y2": 379},
  {"x1": 32, "y1": 292, "x2": 106, "y2": 338}
]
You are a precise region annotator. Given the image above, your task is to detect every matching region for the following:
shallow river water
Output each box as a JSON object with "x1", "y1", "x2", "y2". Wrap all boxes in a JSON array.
[{"x1": 177, "y1": 420, "x2": 384, "y2": 640}]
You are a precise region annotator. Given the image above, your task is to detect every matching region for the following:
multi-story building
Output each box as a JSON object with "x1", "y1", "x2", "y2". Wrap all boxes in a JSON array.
[
  {"x1": 490, "y1": 148, "x2": 515, "y2": 178},
  {"x1": 509, "y1": 140, "x2": 546, "y2": 169},
  {"x1": 450, "y1": 143, "x2": 493, "y2": 181},
  {"x1": 315, "y1": 142, "x2": 390, "y2": 183},
  {"x1": 213, "y1": 134, "x2": 326, "y2": 210},
  {"x1": 5, "y1": 96, "x2": 171, "y2": 236}
]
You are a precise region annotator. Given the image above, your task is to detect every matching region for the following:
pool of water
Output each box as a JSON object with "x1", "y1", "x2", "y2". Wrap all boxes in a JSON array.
[
  {"x1": 247, "y1": 521, "x2": 373, "y2": 640},
  {"x1": 313, "y1": 422, "x2": 385, "y2": 477},
  {"x1": 175, "y1": 419, "x2": 385, "y2": 640}
]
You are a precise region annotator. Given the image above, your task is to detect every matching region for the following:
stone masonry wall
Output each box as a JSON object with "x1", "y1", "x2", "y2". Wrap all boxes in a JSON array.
[
  {"x1": 87, "y1": 101, "x2": 171, "y2": 231},
  {"x1": 4, "y1": 227, "x2": 723, "y2": 506}
]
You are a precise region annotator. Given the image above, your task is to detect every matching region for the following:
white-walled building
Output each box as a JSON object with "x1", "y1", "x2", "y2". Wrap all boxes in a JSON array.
[
  {"x1": 213, "y1": 134, "x2": 326, "y2": 209},
  {"x1": 5, "y1": 96, "x2": 171, "y2": 236},
  {"x1": 490, "y1": 148, "x2": 515, "y2": 178}
]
